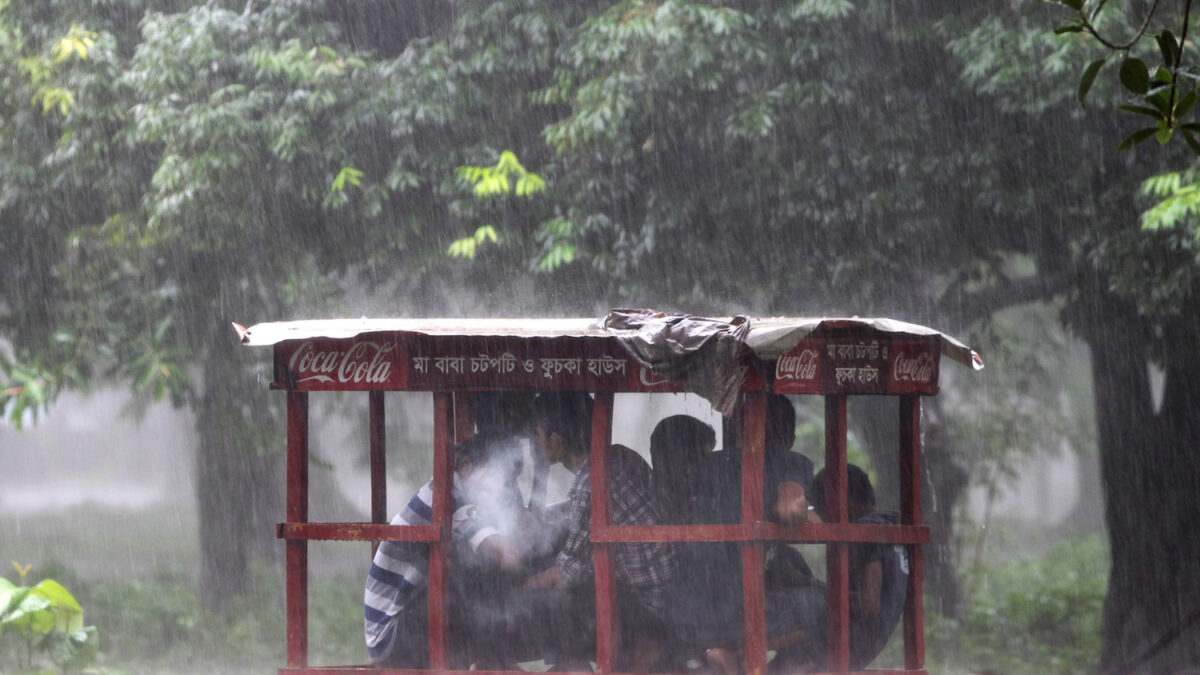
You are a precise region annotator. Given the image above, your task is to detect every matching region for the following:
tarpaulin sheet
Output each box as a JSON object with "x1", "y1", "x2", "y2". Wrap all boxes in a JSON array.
[{"x1": 602, "y1": 309, "x2": 751, "y2": 415}]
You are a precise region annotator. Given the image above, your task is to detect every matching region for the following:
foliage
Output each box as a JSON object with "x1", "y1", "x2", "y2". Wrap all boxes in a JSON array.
[
  {"x1": 1052, "y1": 0, "x2": 1200, "y2": 152},
  {"x1": 76, "y1": 567, "x2": 362, "y2": 673},
  {"x1": 927, "y1": 535, "x2": 1107, "y2": 674},
  {"x1": 0, "y1": 563, "x2": 104, "y2": 674}
]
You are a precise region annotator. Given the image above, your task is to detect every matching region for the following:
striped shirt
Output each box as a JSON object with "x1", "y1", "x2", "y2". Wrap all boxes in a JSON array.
[{"x1": 363, "y1": 479, "x2": 498, "y2": 663}]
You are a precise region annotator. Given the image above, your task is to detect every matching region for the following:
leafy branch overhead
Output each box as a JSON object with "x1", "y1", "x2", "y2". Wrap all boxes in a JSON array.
[
  {"x1": 449, "y1": 151, "x2": 548, "y2": 261},
  {"x1": 1059, "y1": 0, "x2": 1200, "y2": 152}
]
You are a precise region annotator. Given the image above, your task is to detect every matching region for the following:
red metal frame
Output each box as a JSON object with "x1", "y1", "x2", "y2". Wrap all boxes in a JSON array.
[{"x1": 269, "y1": 326, "x2": 938, "y2": 675}]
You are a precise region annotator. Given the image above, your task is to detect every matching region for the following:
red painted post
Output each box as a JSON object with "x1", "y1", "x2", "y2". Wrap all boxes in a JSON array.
[
  {"x1": 825, "y1": 394, "x2": 850, "y2": 672},
  {"x1": 369, "y1": 391, "x2": 386, "y2": 558},
  {"x1": 286, "y1": 391, "x2": 309, "y2": 668},
  {"x1": 741, "y1": 392, "x2": 767, "y2": 675},
  {"x1": 428, "y1": 392, "x2": 454, "y2": 669},
  {"x1": 899, "y1": 395, "x2": 925, "y2": 670},
  {"x1": 454, "y1": 392, "x2": 474, "y2": 442},
  {"x1": 591, "y1": 392, "x2": 617, "y2": 672}
]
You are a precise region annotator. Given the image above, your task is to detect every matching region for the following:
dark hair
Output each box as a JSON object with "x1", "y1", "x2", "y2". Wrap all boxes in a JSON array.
[
  {"x1": 530, "y1": 392, "x2": 593, "y2": 457},
  {"x1": 810, "y1": 464, "x2": 876, "y2": 519},
  {"x1": 650, "y1": 415, "x2": 716, "y2": 469},
  {"x1": 765, "y1": 394, "x2": 796, "y2": 455},
  {"x1": 471, "y1": 392, "x2": 535, "y2": 435},
  {"x1": 454, "y1": 430, "x2": 505, "y2": 466}
]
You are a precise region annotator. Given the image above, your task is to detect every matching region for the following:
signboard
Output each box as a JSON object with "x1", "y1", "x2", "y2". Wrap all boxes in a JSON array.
[
  {"x1": 273, "y1": 331, "x2": 925, "y2": 394},
  {"x1": 275, "y1": 334, "x2": 690, "y2": 392},
  {"x1": 275, "y1": 334, "x2": 407, "y2": 391},
  {"x1": 772, "y1": 335, "x2": 939, "y2": 395}
]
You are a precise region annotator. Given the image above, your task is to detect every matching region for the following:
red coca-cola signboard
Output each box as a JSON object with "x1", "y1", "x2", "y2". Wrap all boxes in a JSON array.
[
  {"x1": 275, "y1": 335, "x2": 408, "y2": 391},
  {"x1": 773, "y1": 335, "x2": 939, "y2": 395}
]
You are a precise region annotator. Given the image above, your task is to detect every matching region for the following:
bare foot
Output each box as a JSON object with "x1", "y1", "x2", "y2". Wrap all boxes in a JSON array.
[{"x1": 705, "y1": 647, "x2": 741, "y2": 675}]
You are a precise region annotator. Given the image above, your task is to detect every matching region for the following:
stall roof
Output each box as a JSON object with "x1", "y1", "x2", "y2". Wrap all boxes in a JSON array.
[{"x1": 235, "y1": 314, "x2": 983, "y2": 371}]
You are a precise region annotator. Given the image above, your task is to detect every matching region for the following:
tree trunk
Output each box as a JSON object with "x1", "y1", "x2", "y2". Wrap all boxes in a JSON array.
[
  {"x1": 195, "y1": 353, "x2": 252, "y2": 610},
  {"x1": 1080, "y1": 294, "x2": 1200, "y2": 672},
  {"x1": 192, "y1": 328, "x2": 282, "y2": 611}
]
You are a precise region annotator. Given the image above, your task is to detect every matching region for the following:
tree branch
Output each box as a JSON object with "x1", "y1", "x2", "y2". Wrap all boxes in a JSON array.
[{"x1": 936, "y1": 272, "x2": 1072, "y2": 327}]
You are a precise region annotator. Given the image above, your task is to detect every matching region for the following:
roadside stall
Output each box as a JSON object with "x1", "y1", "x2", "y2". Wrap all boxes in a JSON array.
[{"x1": 235, "y1": 310, "x2": 983, "y2": 675}]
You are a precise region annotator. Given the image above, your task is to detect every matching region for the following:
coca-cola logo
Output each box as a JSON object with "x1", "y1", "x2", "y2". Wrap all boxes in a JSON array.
[
  {"x1": 639, "y1": 366, "x2": 671, "y2": 387},
  {"x1": 289, "y1": 340, "x2": 396, "y2": 385},
  {"x1": 892, "y1": 351, "x2": 934, "y2": 383},
  {"x1": 776, "y1": 349, "x2": 819, "y2": 381}
]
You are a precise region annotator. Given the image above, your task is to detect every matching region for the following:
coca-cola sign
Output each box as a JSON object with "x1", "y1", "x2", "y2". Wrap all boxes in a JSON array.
[
  {"x1": 892, "y1": 351, "x2": 934, "y2": 384},
  {"x1": 277, "y1": 337, "x2": 406, "y2": 390},
  {"x1": 773, "y1": 335, "x2": 940, "y2": 395},
  {"x1": 776, "y1": 348, "x2": 819, "y2": 382}
]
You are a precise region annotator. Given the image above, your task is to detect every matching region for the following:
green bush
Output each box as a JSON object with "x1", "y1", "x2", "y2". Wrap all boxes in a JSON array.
[
  {"x1": 0, "y1": 563, "x2": 108, "y2": 674},
  {"x1": 928, "y1": 534, "x2": 1107, "y2": 675}
]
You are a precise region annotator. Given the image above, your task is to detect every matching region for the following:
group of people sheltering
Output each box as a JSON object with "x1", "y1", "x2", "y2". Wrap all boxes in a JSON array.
[{"x1": 363, "y1": 392, "x2": 907, "y2": 674}]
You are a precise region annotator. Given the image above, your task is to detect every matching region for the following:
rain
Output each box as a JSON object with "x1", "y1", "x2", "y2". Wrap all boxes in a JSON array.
[{"x1": 1, "y1": 1, "x2": 1198, "y2": 673}]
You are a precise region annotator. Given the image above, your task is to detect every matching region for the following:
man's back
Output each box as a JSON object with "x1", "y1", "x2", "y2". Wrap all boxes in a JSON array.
[
  {"x1": 849, "y1": 510, "x2": 908, "y2": 668},
  {"x1": 557, "y1": 444, "x2": 675, "y2": 616}
]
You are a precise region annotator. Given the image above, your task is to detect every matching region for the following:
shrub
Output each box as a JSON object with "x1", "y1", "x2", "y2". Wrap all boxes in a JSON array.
[{"x1": 927, "y1": 535, "x2": 1107, "y2": 674}]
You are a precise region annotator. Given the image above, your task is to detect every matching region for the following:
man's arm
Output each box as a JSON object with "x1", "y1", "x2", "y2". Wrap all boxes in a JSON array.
[
  {"x1": 476, "y1": 534, "x2": 525, "y2": 572},
  {"x1": 774, "y1": 480, "x2": 816, "y2": 526},
  {"x1": 521, "y1": 564, "x2": 567, "y2": 590},
  {"x1": 851, "y1": 560, "x2": 883, "y2": 618}
]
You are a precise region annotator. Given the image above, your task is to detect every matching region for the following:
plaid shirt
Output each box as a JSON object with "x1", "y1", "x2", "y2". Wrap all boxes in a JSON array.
[{"x1": 557, "y1": 444, "x2": 676, "y2": 616}]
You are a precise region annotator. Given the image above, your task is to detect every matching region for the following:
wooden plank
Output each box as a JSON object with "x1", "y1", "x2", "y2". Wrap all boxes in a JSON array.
[
  {"x1": 900, "y1": 395, "x2": 925, "y2": 670},
  {"x1": 825, "y1": 394, "x2": 850, "y2": 672},
  {"x1": 370, "y1": 391, "x2": 386, "y2": 557},
  {"x1": 286, "y1": 391, "x2": 309, "y2": 668},
  {"x1": 591, "y1": 392, "x2": 618, "y2": 673},
  {"x1": 741, "y1": 392, "x2": 767, "y2": 675},
  {"x1": 277, "y1": 522, "x2": 439, "y2": 542},
  {"x1": 428, "y1": 392, "x2": 453, "y2": 670},
  {"x1": 278, "y1": 662, "x2": 926, "y2": 667},
  {"x1": 590, "y1": 522, "x2": 930, "y2": 545}
]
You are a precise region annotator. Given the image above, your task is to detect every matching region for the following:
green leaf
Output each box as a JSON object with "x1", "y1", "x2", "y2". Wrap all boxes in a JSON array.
[
  {"x1": 1054, "y1": 22, "x2": 1085, "y2": 34},
  {"x1": 1117, "y1": 104, "x2": 1165, "y2": 120},
  {"x1": 31, "y1": 579, "x2": 83, "y2": 633},
  {"x1": 1156, "y1": 127, "x2": 1173, "y2": 144},
  {"x1": 1180, "y1": 128, "x2": 1200, "y2": 154},
  {"x1": 1120, "y1": 58, "x2": 1151, "y2": 95},
  {"x1": 331, "y1": 166, "x2": 364, "y2": 192},
  {"x1": 1148, "y1": 90, "x2": 1174, "y2": 116},
  {"x1": 1158, "y1": 30, "x2": 1180, "y2": 68},
  {"x1": 0, "y1": 591, "x2": 52, "y2": 634},
  {"x1": 1061, "y1": 0, "x2": 1083, "y2": 10},
  {"x1": 1079, "y1": 58, "x2": 1107, "y2": 105},
  {"x1": 1176, "y1": 89, "x2": 1198, "y2": 119},
  {"x1": 1117, "y1": 126, "x2": 1159, "y2": 150}
]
